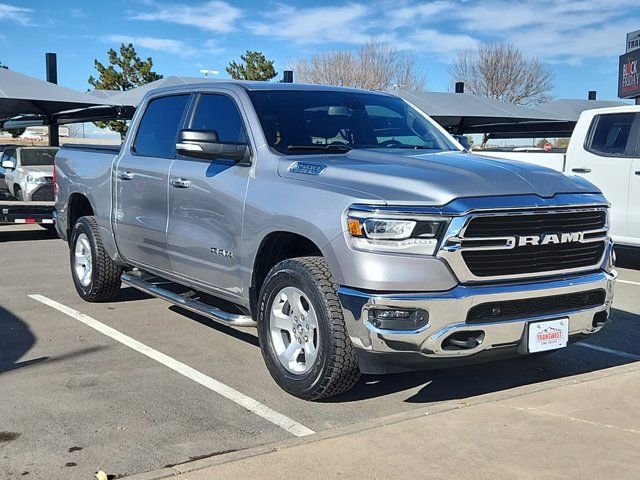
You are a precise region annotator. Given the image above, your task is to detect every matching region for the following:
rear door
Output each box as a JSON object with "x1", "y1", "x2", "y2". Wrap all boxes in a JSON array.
[
  {"x1": 114, "y1": 93, "x2": 190, "y2": 270},
  {"x1": 166, "y1": 92, "x2": 251, "y2": 297},
  {"x1": 566, "y1": 112, "x2": 639, "y2": 238}
]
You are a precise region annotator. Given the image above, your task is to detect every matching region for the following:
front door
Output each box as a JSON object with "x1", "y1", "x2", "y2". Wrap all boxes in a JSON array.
[
  {"x1": 166, "y1": 92, "x2": 251, "y2": 298},
  {"x1": 114, "y1": 94, "x2": 190, "y2": 270}
]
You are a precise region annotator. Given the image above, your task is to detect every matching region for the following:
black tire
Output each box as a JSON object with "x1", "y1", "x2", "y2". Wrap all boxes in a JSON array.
[
  {"x1": 70, "y1": 216, "x2": 122, "y2": 302},
  {"x1": 14, "y1": 187, "x2": 23, "y2": 201},
  {"x1": 257, "y1": 256, "x2": 361, "y2": 400}
]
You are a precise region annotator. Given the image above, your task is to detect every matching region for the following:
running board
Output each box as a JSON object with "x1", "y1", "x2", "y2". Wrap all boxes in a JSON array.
[{"x1": 121, "y1": 272, "x2": 257, "y2": 328}]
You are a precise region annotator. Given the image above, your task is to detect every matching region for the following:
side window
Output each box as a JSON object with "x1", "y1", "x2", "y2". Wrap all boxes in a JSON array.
[
  {"x1": 134, "y1": 94, "x2": 190, "y2": 158},
  {"x1": 190, "y1": 94, "x2": 247, "y2": 143},
  {"x1": 2, "y1": 149, "x2": 16, "y2": 163},
  {"x1": 586, "y1": 113, "x2": 637, "y2": 157}
]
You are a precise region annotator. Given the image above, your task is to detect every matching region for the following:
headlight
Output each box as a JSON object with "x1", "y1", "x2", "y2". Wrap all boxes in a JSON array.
[
  {"x1": 26, "y1": 175, "x2": 47, "y2": 184},
  {"x1": 346, "y1": 210, "x2": 449, "y2": 255}
]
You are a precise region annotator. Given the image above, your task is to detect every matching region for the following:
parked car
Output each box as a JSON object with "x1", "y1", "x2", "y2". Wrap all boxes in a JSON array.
[
  {"x1": 478, "y1": 105, "x2": 640, "y2": 248},
  {"x1": 54, "y1": 82, "x2": 616, "y2": 400},
  {"x1": 2, "y1": 146, "x2": 58, "y2": 201}
]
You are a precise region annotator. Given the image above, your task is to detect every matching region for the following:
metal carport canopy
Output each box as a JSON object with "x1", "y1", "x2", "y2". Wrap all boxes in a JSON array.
[
  {"x1": 0, "y1": 67, "x2": 112, "y2": 126},
  {"x1": 394, "y1": 90, "x2": 569, "y2": 135}
]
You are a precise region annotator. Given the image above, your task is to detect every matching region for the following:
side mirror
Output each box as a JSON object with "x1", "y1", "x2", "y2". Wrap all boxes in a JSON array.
[
  {"x1": 176, "y1": 129, "x2": 251, "y2": 165},
  {"x1": 1, "y1": 159, "x2": 15, "y2": 169},
  {"x1": 453, "y1": 135, "x2": 471, "y2": 150}
]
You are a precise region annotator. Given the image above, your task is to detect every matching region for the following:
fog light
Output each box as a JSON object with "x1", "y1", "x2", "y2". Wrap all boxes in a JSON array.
[{"x1": 368, "y1": 308, "x2": 428, "y2": 331}]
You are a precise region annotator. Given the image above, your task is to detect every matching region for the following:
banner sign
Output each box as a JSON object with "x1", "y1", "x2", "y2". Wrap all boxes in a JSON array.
[
  {"x1": 619, "y1": 49, "x2": 640, "y2": 99},
  {"x1": 627, "y1": 30, "x2": 640, "y2": 53}
]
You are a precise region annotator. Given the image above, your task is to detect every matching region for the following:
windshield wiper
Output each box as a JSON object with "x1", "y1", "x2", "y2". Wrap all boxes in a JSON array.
[{"x1": 287, "y1": 144, "x2": 352, "y2": 153}]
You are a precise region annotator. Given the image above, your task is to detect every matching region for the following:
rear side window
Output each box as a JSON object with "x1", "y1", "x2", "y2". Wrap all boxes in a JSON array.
[
  {"x1": 586, "y1": 112, "x2": 637, "y2": 157},
  {"x1": 134, "y1": 94, "x2": 190, "y2": 158},
  {"x1": 189, "y1": 94, "x2": 247, "y2": 143}
]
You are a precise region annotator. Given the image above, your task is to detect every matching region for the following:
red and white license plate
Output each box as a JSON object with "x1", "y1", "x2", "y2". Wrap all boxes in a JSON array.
[{"x1": 528, "y1": 318, "x2": 569, "y2": 353}]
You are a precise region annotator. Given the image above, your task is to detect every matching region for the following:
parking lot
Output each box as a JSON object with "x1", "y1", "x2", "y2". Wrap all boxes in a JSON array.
[{"x1": 1, "y1": 224, "x2": 639, "y2": 480}]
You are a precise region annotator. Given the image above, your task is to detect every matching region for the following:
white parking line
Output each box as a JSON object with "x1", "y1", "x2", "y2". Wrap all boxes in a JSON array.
[
  {"x1": 576, "y1": 342, "x2": 640, "y2": 361},
  {"x1": 618, "y1": 279, "x2": 640, "y2": 287},
  {"x1": 29, "y1": 294, "x2": 315, "y2": 438}
]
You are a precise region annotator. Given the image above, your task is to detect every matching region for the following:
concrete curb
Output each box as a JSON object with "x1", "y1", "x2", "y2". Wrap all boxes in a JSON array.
[{"x1": 124, "y1": 359, "x2": 640, "y2": 479}]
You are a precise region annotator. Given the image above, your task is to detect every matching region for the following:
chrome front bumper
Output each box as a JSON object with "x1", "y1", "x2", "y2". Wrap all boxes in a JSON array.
[{"x1": 338, "y1": 269, "x2": 617, "y2": 373}]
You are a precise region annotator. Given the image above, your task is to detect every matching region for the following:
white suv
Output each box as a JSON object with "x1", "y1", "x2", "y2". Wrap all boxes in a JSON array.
[{"x1": 1, "y1": 146, "x2": 58, "y2": 201}]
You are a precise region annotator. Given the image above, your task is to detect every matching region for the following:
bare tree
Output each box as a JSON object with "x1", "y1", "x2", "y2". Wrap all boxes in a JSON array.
[
  {"x1": 291, "y1": 41, "x2": 425, "y2": 92},
  {"x1": 449, "y1": 42, "x2": 554, "y2": 107}
]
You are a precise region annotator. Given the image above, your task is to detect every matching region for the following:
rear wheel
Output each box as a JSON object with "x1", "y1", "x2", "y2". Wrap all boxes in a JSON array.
[
  {"x1": 257, "y1": 257, "x2": 361, "y2": 400},
  {"x1": 70, "y1": 216, "x2": 122, "y2": 302}
]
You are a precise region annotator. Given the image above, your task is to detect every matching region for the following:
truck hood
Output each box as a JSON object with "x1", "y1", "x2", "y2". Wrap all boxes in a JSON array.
[
  {"x1": 18, "y1": 165, "x2": 53, "y2": 178},
  {"x1": 278, "y1": 149, "x2": 599, "y2": 206}
]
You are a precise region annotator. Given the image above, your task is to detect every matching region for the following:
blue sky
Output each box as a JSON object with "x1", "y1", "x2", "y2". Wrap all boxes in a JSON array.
[{"x1": 0, "y1": 0, "x2": 637, "y2": 101}]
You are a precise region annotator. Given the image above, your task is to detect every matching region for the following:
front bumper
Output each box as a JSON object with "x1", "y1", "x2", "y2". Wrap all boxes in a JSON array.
[
  {"x1": 338, "y1": 269, "x2": 617, "y2": 374},
  {"x1": 24, "y1": 182, "x2": 54, "y2": 202}
]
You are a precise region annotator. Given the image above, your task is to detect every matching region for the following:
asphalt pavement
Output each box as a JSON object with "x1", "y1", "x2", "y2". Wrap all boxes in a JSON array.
[{"x1": 1, "y1": 225, "x2": 639, "y2": 480}]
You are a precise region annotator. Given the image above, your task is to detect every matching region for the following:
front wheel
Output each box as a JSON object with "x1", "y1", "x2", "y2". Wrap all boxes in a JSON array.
[
  {"x1": 70, "y1": 216, "x2": 122, "y2": 302},
  {"x1": 257, "y1": 257, "x2": 361, "y2": 400}
]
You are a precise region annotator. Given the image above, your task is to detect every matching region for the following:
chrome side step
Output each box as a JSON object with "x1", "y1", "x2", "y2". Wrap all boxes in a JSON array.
[{"x1": 121, "y1": 272, "x2": 257, "y2": 328}]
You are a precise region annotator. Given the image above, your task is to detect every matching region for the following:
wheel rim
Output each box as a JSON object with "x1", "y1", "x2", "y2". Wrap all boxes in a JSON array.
[
  {"x1": 269, "y1": 286, "x2": 320, "y2": 374},
  {"x1": 73, "y1": 233, "x2": 92, "y2": 287}
]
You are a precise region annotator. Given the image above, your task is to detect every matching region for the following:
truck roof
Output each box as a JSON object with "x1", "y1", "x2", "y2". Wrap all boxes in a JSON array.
[
  {"x1": 146, "y1": 77, "x2": 392, "y2": 96},
  {"x1": 578, "y1": 104, "x2": 640, "y2": 116}
]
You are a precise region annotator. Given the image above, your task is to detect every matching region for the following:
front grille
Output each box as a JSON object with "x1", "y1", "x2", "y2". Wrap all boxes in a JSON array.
[
  {"x1": 464, "y1": 210, "x2": 606, "y2": 238},
  {"x1": 463, "y1": 242, "x2": 605, "y2": 276},
  {"x1": 466, "y1": 289, "x2": 607, "y2": 323},
  {"x1": 461, "y1": 209, "x2": 607, "y2": 277},
  {"x1": 31, "y1": 184, "x2": 54, "y2": 201}
]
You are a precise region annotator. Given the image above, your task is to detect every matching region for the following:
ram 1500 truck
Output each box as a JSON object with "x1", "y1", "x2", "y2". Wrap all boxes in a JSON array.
[{"x1": 54, "y1": 82, "x2": 617, "y2": 400}]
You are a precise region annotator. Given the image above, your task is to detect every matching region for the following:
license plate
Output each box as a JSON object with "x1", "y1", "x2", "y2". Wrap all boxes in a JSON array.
[{"x1": 528, "y1": 318, "x2": 569, "y2": 353}]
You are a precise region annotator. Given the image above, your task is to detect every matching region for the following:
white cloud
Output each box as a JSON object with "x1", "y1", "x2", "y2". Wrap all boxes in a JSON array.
[
  {"x1": 248, "y1": 3, "x2": 371, "y2": 44},
  {"x1": 408, "y1": 29, "x2": 477, "y2": 55},
  {"x1": 0, "y1": 3, "x2": 34, "y2": 26},
  {"x1": 132, "y1": 1, "x2": 243, "y2": 33},
  {"x1": 104, "y1": 34, "x2": 194, "y2": 55},
  {"x1": 246, "y1": 0, "x2": 636, "y2": 65}
]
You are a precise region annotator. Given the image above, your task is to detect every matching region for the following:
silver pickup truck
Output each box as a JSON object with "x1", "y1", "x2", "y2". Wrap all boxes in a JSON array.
[{"x1": 54, "y1": 81, "x2": 616, "y2": 400}]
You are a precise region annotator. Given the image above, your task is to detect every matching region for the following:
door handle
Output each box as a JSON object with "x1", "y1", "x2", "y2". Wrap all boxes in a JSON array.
[
  {"x1": 635, "y1": 171, "x2": 640, "y2": 176},
  {"x1": 117, "y1": 170, "x2": 135, "y2": 180},
  {"x1": 170, "y1": 178, "x2": 191, "y2": 188},
  {"x1": 571, "y1": 168, "x2": 591, "y2": 174}
]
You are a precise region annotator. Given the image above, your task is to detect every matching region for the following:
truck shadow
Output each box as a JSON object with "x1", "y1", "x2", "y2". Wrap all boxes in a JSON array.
[
  {"x1": 329, "y1": 307, "x2": 639, "y2": 403},
  {"x1": 0, "y1": 227, "x2": 59, "y2": 242},
  {"x1": 0, "y1": 305, "x2": 109, "y2": 374},
  {"x1": 0, "y1": 305, "x2": 42, "y2": 373}
]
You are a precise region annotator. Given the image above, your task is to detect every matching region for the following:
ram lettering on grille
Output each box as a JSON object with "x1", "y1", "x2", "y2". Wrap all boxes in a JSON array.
[{"x1": 516, "y1": 231, "x2": 583, "y2": 247}]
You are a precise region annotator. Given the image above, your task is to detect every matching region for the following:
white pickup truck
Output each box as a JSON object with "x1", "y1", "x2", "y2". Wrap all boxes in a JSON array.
[{"x1": 479, "y1": 105, "x2": 640, "y2": 248}]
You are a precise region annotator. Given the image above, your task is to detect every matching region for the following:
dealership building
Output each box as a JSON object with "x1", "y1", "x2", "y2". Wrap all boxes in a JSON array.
[{"x1": 620, "y1": 30, "x2": 640, "y2": 104}]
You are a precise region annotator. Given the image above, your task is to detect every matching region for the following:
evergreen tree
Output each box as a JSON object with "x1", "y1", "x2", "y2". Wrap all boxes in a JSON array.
[
  {"x1": 226, "y1": 51, "x2": 277, "y2": 81},
  {"x1": 88, "y1": 43, "x2": 162, "y2": 139}
]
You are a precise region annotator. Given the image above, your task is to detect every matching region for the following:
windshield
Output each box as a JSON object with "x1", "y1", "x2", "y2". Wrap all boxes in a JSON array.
[
  {"x1": 20, "y1": 148, "x2": 57, "y2": 166},
  {"x1": 247, "y1": 90, "x2": 458, "y2": 155}
]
